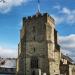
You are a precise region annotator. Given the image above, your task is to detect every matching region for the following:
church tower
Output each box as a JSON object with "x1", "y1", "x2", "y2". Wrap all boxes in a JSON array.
[{"x1": 16, "y1": 13, "x2": 60, "y2": 75}]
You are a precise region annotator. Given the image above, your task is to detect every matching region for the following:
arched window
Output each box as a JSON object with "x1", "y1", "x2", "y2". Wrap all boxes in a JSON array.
[
  {"x1": 32, "y1": 71, "x2": 35, "y2": 75},
  {"x1": 31, "y1": 57, "x2": 38, "y2": 68}
]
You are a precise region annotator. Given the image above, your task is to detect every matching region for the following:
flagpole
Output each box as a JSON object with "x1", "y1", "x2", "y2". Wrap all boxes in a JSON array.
[{"x1": 38, "y1": 0, "x2": 40, "y2": 12}]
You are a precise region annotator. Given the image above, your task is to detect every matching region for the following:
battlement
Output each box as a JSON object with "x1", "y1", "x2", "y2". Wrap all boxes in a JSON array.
[{"x1": 23, "y1": 13, "x2": 55, "y2": 23}]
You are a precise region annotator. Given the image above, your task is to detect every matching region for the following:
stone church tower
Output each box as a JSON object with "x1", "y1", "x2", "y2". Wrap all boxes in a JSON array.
[{"x1": 16, "y1": 13, "x2": 60, "y2": 75}]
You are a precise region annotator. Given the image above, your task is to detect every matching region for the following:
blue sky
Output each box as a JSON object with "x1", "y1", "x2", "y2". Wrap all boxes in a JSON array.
[{"x1": 0, "y1": 0, "x2": 75, "y2": 61}]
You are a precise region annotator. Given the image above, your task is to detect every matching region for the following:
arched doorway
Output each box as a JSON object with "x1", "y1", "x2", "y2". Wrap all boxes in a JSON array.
[
  {"x1": 31, "y1": 57, "x2": 38, "y2": 68},
  {"x1": 32, "y1": 71, "x2": 35, "y2": 75}
]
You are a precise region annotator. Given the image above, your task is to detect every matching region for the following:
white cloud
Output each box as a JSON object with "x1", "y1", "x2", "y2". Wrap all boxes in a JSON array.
[
  {"x1": 0, "y1": 45, "x2": 18, "y2": 58},
  {"x1": 51, "y1": 15, "x2": 64, "y2": 25},
  {"x1": 58, "y1": 34, "x2": 75, "y2": 61},
  {"x1": 53, "y1": 6, "x2": 75, "y2": 25},
  {"x1": 53, "y1": 5, "x2": 61, "y2": 10},
  {"x1": 60, "y1": 7, "x2": 71, "y2": 15},
  {"x1": 60, "y1": 7, "x2": 75, "y2": 24},
  {"x1": 0, "y1": 0, "x2": 28, "y2": 13}
]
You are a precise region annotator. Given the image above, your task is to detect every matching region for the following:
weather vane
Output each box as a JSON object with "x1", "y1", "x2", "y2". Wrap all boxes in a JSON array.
[{"x1": 0, "y1": 0, "x2": 5, "y2": 3}]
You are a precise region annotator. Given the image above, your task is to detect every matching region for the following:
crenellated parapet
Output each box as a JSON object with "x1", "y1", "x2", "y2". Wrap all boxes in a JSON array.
[{"x1": 23, "y1": 13, "x2": 55, "y2": 26}]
